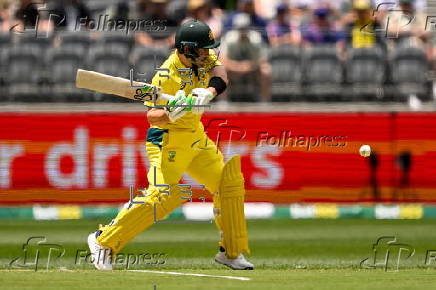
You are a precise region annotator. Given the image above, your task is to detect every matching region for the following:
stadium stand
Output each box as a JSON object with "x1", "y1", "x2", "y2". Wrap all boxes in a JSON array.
[
  {"x1": 392, "y1": 45, "x2": 431, "y2": 101},
  {"x1": 0, "y1": 0, "x2": 433, "y2": 103},
  {"x1": 226, "y1": 70, "x2": 260, "y2": 102},
  {"x1": 130, "y1": 45, "x2": 170, "y2": 84},
  {"x1": 304, "y1": 45, "x2": 343, "y2": 101},
  {"x1": 88, "y1": 43, "x2": 131, "y2": 102},
  {"x1": 269, "y1": 44, "x2": 302, "y2": 101},
  {"x1": 345, "y1": 46, "x2": 386, "y2": 100},
  {"x1": 57, "y1": 30, "x2": 92, "y2": 51},
  {"x1": 0, "y1": 33, "x2": 10, "y2": 98},
  {"x1": 47, "y1": 46, "x2": 89, "y2": 101},
  {"x1": 4, "y1": 45, "x2": 45, "y2": 101},
  {"x1": 100, "y1": 31, "x2": 134, "y2": 55},
  {"x1": 16, "y1": 31, "x2": 54, "y2": 57},
  {"x1": 0, "y1": 32, "x2": 10, "y2": 50}
]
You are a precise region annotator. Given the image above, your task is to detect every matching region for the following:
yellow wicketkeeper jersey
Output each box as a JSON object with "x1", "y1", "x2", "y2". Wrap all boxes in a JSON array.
[{"x1": 145, "y1": 50, "x2": 221, "y2": 131}]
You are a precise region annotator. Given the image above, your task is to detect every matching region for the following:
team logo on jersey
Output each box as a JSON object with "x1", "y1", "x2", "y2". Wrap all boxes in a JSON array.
[{"x1": 168, "y1": 151, "x2": 176, "y2": 162}]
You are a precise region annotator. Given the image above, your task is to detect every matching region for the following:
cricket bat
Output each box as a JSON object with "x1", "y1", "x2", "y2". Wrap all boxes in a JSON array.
[{"x1": 75, "y1": 69, "x2": 172, "y2": 102}]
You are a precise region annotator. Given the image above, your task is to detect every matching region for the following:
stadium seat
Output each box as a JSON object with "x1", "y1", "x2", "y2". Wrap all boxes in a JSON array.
[
  {"x1": 303, "y1": 45, "x2": 343, "y2": 100},
  {"x1": 269, "y1": 45, "x2": 302, "y2": 101},
  {"x1": 391, "y1": 45, "x2": 430, "y2": 100},
  {"x1": 46, "y1": 46, "x2": 89, "y2": 101},
  {"x1": 85, "y1": 0, "x2": 120, "y2": 14},
  {"x1": 167, "y1": 0, "x2": 188, "y2": 24},
  {"x1": 57, "y1": 30, "x2": 92, "y2": 51},
  {"x1": 226, "y1": 72, "x2": 260, "y2": 102},
  {"x1": 15, "y1": 31, "x2": 53, "y2": 57},
  {"x1": 88, "y1": 44, "x2": 131, "y2": 102},
  {"x1": 345, "y1": 46, "x2": 386, "y2": 100},
  {"x1": 0, "y1": 33, "x2": 11, "y2": 100},
  {"x1": 4, "y1": 46, "x2": 44, "y2": 101},
  {"x1": 100, "y1": 32, "x2": 134, "y2": 55},
  {"x1": 88, "y1": 44, "x2": 130, "y2": 75},
  {"x1": 130, "y1": 45, "x2": 170, "y2": 84},
  {"x1": 0, "y1": 50, "x2": 6, "y2": 101},
  {"x1": 0, "y1": 32, "x2": 10, "y2": 50}
]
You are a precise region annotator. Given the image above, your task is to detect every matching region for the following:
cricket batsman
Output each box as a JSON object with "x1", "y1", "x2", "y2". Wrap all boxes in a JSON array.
[{"x1": 87, "y1": 20, "x2": 253, "y2": 270}]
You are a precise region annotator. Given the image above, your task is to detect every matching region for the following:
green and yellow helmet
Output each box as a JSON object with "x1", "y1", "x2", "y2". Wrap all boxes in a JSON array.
[
  {"x1": 175, "y1": 20, "x2": 220, "y2": 72},
  {"x1": 175, "y1": 19, "x2": 220, "y2": 51}
]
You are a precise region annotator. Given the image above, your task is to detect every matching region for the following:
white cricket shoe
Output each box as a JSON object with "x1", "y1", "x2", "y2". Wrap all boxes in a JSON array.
[
  {"x1": 215, "y1": 251, "x2": 254, "y2": 270},
  {"x1": 87, "y1": 232, "x2": 113, "y2": 270}
]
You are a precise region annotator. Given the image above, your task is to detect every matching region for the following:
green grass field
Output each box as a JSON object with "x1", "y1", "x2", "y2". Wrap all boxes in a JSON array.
[{"x1": 1, "y1": 218, "x2": 436, "y2": 289}]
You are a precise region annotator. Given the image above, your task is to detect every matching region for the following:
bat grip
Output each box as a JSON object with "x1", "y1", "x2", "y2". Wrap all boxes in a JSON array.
[{"x1": 160, "y1": 94, "x2": 173, "y2": 101}]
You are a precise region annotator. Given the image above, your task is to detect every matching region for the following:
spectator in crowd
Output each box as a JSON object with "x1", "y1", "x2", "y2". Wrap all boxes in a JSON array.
[
  {"x1": 99, "y1": 1, "x2": 133, "y2": 35},
  {"x1": 223, "y1": 0, "x2": 269, "y2": 43},
  {"x1": 0, "y1": 0, "x2": 18, "y2": 32},
  {"x1": 129, "y1": 0, "x2": 148, "y2": 19},
  {"x1": 35, "y1": 9, "x2": 55, "y2": 37},
  {"x1": 134, "y1": 0, "x2": 178, "y2": 47},
  {"x1": 185, "y1": 0, "x2": 223, "y2": 39},
  {"x1": 373, "y1": 0, "x2": 426, "y2": 12},
  {"x1": 216, "y1": 0, "x2": 237, "y2": 10},
  {"x1": 15, "y1": 0, "x2": 39, "y2": 28},
  {"x1": 50, "y1": 0, "x2": 91, "y2": 31},
  {"x1": 301, "y1": 7, "x2": 344, "y2": 46},
  {"x1": 112, "y1": 1, "x2": 130, "y2": 23},
  {"x1": 343, "y1": 0, "x2": 385, "y2": 49},
  {"x1": 166, "y1": 0, "x2": 188, "y2": 24},
  {"x1": 221, "y1": 13, "x2": 271, "y2": 102},
  {"x1": 385, "y1": 0, "x2": 429, "y2": 48},
  {"x1": 289, "y1": 3, "x2": 311, "y2": 29},
  {"x1": 267, "y1": 3, "x2": 301, "y2": 47},
  {"x1": 253, "y1": 0, "x2": 283, "y2": 20}
]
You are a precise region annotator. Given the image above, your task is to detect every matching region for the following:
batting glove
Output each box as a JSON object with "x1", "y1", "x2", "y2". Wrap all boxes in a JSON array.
[
  {"x1": 190, "y1": 88, "x2": 214, "y2": 114},
  {"x1": 166, "y1": 90, "x2": 187, "y2": 122}
]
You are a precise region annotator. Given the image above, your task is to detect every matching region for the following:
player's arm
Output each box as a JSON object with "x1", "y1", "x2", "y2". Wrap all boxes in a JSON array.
[
  {"x1": 147, "y1": 108, "x2": 170, "y2": 126},
  {"x1": 147, "y1": 90, "x2": 188, "y2": 126},
  {"x1": 188, "y1": 65, "x2": 228, "y2": 114},
  {"x1": 190, "y1": 65, "x2": 228, "y2": 104},
  {"x1": 206, "y1": 65, "x2": 228, "y2": 98}
]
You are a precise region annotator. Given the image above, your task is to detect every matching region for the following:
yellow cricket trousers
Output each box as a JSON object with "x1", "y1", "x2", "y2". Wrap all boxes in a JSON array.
[{"x1": 97, "y1": 124, "x2": 224, "y2": 253}]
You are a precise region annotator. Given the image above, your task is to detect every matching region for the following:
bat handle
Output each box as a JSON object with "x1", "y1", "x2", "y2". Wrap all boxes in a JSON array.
[{"x1": 160, "y1": 93, "x2": 173, "y2": 101}]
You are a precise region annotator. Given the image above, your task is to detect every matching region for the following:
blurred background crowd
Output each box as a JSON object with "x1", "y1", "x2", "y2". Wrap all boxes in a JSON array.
[{"x1": 0, "y1": 0, "x2": 433, "y2": 103}]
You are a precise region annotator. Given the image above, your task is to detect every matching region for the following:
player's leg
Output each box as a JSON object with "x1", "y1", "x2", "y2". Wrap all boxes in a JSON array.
[
  {"x1": 213, "y1": 155, "x2": 252, "y2": 269},
  {"x1": 185, "y1": 135, "x2": 224, "y2": 239},
  {"x1": 259, "y1": 61, "x2": 272, "y2": 102},
  {"x1": 186, "y1": 135, "x2": 252, "y2": 269},
  {"x1": 93, "y1": 129, "x2": 194, "y2": 258}
]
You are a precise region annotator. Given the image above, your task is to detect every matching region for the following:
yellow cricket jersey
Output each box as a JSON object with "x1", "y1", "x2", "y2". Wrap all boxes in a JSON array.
[
  {"x1": 352, "y1": 20, "x2": 376, "y2": 48},
  {"x1": 145, "y1": 50, "x2": 221, "y2": 131}
]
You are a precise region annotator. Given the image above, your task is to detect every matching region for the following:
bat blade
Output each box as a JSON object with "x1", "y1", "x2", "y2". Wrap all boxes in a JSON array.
[{"x1": 75, "y1": 69, "x2": 157, "y2": 99}]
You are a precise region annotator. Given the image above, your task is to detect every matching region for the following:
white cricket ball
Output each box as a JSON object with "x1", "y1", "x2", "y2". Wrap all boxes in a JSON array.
[{"x1": 359, "y1": 145, "x2": 371, "y2": 157}]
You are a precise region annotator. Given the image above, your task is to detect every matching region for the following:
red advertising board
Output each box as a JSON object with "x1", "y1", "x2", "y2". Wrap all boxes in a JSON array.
[{"x1": 1, "y1": 112, "x2": 436, "y2": 204}]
